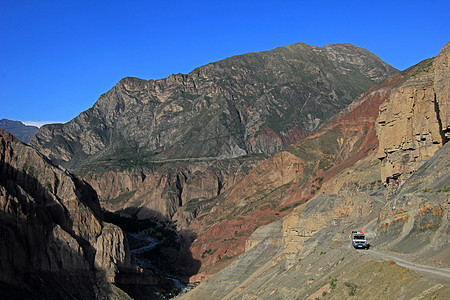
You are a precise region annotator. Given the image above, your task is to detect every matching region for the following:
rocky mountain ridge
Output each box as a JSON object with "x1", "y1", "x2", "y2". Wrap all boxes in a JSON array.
[
  {"x1": 181, "y1": 56, "x2": 413, "y2": 280},
  {"x1": 31, "y1": 42, "x2": 396, "y2": 169},
  {"x1": 29, "y1": 42, "x2": 396, "y2": 226},
  {"x1": 0, "y1": 119, "x2": 38, "y2": 143}
]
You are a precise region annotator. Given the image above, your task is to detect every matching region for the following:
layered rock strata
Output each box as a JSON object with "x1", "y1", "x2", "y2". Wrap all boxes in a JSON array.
[{"x1": 376, "y1": 42, "x2": 449, "y2": 194}]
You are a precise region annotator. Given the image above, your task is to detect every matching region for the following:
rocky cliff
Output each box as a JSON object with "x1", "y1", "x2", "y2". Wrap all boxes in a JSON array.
[
  {"x1": 0, "y1": 129, "x2": 165, "y2": 299},
  {"x1": 85, "y1": 156, "x2": 262, "y2": 220},
  {"x1": 376, "y1": 42, "x2": 450, "y2": 195},
  {"x1": 374, "y1": 42, "x2": 449, "y2": 261}
]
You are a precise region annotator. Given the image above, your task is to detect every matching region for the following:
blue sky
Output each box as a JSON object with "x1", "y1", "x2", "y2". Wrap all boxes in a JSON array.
[{"x1": 1, "y1": 0, "x2": 449, "y2": 126}]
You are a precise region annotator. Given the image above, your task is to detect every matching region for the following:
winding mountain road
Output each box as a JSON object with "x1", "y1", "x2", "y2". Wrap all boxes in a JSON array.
[{"x1": 360, "y1": 248, "x2": 450, "y2": 281}]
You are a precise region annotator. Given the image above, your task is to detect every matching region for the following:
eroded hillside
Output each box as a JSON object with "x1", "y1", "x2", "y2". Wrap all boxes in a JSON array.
[
  {"x1": 180, "y1": 54, "x2": 414, "y2": 280},
  {"x1": 29, "y1": 43, "x2": 396, "y2": 225},
  {"x1": 179, "y1": 42, "x2": 449, "y2": 300}
]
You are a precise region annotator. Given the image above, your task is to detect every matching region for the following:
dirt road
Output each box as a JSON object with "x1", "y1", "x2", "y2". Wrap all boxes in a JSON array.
[{"x1": 361, "y1": 249, "x2": 450, "y2": 281}]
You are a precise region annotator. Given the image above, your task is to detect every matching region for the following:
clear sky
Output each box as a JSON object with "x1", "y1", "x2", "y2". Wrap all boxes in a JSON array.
[{"x1": 1, "y1": 0, "x2": 449, "y2": 127}]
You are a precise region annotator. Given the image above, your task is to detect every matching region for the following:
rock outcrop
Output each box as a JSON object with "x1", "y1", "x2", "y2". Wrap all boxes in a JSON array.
[
  {"x1": 374, "y1": 43, "x2": 449, "y2": 262},
  {"x1": 377, "y1": 142, "x2": 449, "y2": 259},
  {"x1": 376, "y1": 42, "x2": 450, "y2": 194},
  {"x1": 0, "y1": 129, "x2": 148, "y2": 298}
]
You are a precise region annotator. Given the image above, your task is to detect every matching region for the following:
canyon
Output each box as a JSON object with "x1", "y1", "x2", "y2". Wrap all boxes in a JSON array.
[
  {"x1": 179, "y1": 42, "x2": 449, "y2": 299},
  {"x1": 1, "y1": 41, "x2": 448, "y2": 299}
]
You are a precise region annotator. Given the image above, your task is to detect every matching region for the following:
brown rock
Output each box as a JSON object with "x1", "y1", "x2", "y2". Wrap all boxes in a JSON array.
[
  {"x1": 376, "y1": 42, "x2": 449, "y2": 193},
  {"x1": 0, "y1": 129, "x2": 138, "y2": 296}
]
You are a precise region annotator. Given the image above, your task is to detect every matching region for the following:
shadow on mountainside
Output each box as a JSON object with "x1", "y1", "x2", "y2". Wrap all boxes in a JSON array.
[
  {"x1": 0, "y1": 161, "x2": 119, "y2": 299},
  {"x1": 0, "y1": 162, "x2": 185, "y2": 300},
  {"x1": 105, "y1": 207, "x2": 201, "y2": 296}
]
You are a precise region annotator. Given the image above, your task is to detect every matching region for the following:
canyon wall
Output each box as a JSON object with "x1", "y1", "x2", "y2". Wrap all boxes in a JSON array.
[
  {"x1": 375, "y1": 43, "x2": 449, "y2": 257},
  {"x1": 0, "y1": 129, "x2": 143, "y2": 298},
  {"x1": 376, "y1": 42, "x2": 449, "y2": 194}
]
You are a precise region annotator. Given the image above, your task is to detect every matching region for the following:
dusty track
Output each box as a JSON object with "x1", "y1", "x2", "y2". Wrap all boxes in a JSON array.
[{"x1": 361, "y1": 249, "x2": 450, "y2": 281}]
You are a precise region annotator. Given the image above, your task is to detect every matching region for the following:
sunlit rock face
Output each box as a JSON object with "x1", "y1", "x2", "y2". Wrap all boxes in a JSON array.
[{"x1": 376, "y1": 42, "x2": 449, "y2": 194}]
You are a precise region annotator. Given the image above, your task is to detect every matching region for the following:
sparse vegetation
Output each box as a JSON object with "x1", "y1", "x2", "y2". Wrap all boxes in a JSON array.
[
  {"x1": 422, "y1": 186, "x2": 450, "y2": 193},
  {"x1": 201, "y1": 248, "x2": 217, "y2": 258},
  {"x1": 329, "y1": 277, "x2": 338, "y2": 290},
  {"x1": 345, "y1": 282, "x2": 358, "y2": 296},
  {"x1": 412, "y1": 57, "x2": 434, "y2": 76}
]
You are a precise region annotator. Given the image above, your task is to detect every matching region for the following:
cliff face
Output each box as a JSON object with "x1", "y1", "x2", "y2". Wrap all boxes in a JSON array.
[
  {"x1": 84, "y1": 157, "x2": 261, "y2": 221},
  {"x1": 375, "y1": 42, "x2": 449, "y2": 258},
  {"x1": 376, "y1": 142, "x2": 449, "y2": 256},
  {"x1": 31, "y1": 43, "x2": 395, "y2": 169},
  {"x1": 376, "y1": 42, "x2": 450, "y2": 194},
  {"x1": 0, "y1": 129, "x2": 136, "y2": 298}
]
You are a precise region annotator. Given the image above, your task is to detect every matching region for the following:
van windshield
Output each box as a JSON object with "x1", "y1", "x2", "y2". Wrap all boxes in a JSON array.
[{"x1": 353, "y1": 235, "x2": 365, "y2": 240}]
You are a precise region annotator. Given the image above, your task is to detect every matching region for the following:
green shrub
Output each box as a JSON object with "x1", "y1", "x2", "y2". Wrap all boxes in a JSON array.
[
  {"x1": 329, "y1": 277, "x2": 338, "y2": 289},
  {"x1": 345, "y1": 282, "x2": 357, "y2": 296}
]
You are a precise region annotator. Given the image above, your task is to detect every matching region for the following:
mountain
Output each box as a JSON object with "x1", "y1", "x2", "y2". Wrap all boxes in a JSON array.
[
  {"x1": 0, "y1": 119, "x2": 38, "y2": 143},
  {"x1": 0, "y1": 129, "x2": 172, "y2": 299},
  {"x1": 30, "y1": 43, "x2": 396, "y2": 170},
  {"x1": 29, "y1": 43, "x2": 396, "y2": 222},
  {"x1": 6, "y1": 39, "x2": 449, "y2": 299},
  {"x1": 179, "y1": 42, "x2": 450, "y2": 299},
  {"x1": 182, "y1": 53, "x2": 413, "y2": 280}
]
